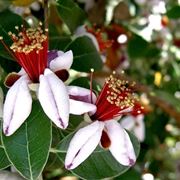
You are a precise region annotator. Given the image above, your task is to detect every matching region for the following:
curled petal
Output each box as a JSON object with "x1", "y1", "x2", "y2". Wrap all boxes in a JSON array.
[
  {"x1": 4, "y1": 72, "x2": 21, "y2": 88},
  {"x1": 49, "y1": 50, "x2": 73, "y2": 72},
  {"x1": 65, "y1": 121, "x2": 104, "y2": 170},
  {"x1": 133, "y1": 115, "x2": 145, "y2": 142},
  {"x1": 48, "y1": 50, "x2": 63, "y2": 63},
  {"x1": 67, "y1": 86, "x2": 97, "y2": 104},
  {"x1": 105, "y1": 120, "x2": 136, "y2": 166},
  {"x1": 38, "y1": 69, "x2": 69, "y2": 129},
  {"x1": 69, "y1": 99, "x2": 96, "y2": 115},
  {"x1": 3, "y1": 76, "x2": 32, "y2": 136}
]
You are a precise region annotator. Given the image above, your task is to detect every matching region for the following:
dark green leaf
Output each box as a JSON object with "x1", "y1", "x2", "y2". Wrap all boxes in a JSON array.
[
  {"x1": 166, "y1": 6, "x2": 180, "y2": 19},
  {"x1": 56, "y1": 0, "x2": 86, "y2": 33},
  {"x1": 128, "y1": 35, "x2": 148, "y2": 58},
  {"x1": 0, "y1": 147, "x2": 11, "y2": 169},
  {"x1": 2, "y1": 101, "x2": 52, "y2": 180},
  {"x1": 127, "y1": 35, "x2": 160, "y2": 59},
  {"x1": 70, "y1": 77, "x2": 101, "y2": 92},
  {"x1": 114, "y1": 168, "x2": 141, "y2": 180},
  {"x1": 49, "y1": 36, "x2": 72, "y2": 51},
  {"x1": 0, "y1": 10, "x2": 24, "y2": 60},
  {"x1": 65, "y1": 36, "x2": 103, "y2": 72},
  {"x1": 57, "y1": 130, "x2": 140, "y2": 179}
]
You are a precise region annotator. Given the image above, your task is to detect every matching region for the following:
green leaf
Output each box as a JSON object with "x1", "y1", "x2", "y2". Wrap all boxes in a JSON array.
[
  {"x1": 57, "y1": 130, "x2": 140, "y2": 179},
  {"x1": 0, "y1": 147, "x2": 11, "y2": 169},
  {"x1": 56, "y1": 0, "x2": 86, "y2": 33},
  {"x1": 49, "y1": 36, "x2": 72, "y2": 51},
  {"x1": 1, "y1": 101, "x2": 52, "y2": 180},
  {"x1": 166, "y1": 6, "x2": 180, "y2": 19},
  {"x1": 0, "y1": 10, "x2": 24, "y2": 60},
  {"x1": 127, "y1": 35, "x2": 148, "y2": 58},
  {"x1": 70, "y1": 77, "x2": 101, "y2": 92},
  {"x1": 65, "y1": 36, "x2": 103, "y2": 72}
]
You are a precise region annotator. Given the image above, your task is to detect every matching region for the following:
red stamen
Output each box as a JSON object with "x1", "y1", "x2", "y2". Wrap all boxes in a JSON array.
[
  {"x1": 91, "y1": 75, "x2": 137, "y2": 121},
  {"x1": 90, "y1": 68, "x2": 94, "y2": 103},
  {"x1": 1, "y1": 25, "x2": 48, "y2": 83}
]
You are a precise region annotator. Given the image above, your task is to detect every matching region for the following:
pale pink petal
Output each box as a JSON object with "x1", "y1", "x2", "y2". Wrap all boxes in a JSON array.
[
  {"x1": 38, "y1": 69, "x2": 69, "y2": 129},
  {"x1": 65, "y1": 121, "x2": 104, "y2": 169},
  {"x1": 133, "y1": 115, "x2": 145, "y2": 142},
  {"x1": 3, "y1": 76, "x2": 32, "y2": 136},
  {"x1": 49, "y1": 50, "x2": 73, "y2": 72},
  {"x1": 0, "y1": 87, "x2": 4, "y2": 118},
  {"x1": 105, "y1": 120, "x2": 136, "y2": 166},
  {"x1": 69, "y1": 99, "x2": 96, "y2": 115},
  {"x1": 120, "y1": 116, "x2": 135, "y2": 130},
  {"x1": 67, "y1": 86, "x2": 97, "y2": 104}
]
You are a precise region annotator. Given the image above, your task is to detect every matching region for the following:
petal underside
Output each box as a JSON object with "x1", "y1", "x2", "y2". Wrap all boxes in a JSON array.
[
  {"x1": 69, "y1": 99, "x2": 97, "y2": 115},
  {"x1": 105, "y1": 120, "x2": 136, "y2": 166},
  {"x1": 65, "y1": 121, "x2": 104, "y2": 170},
  {"x1": 38, "y1": 69, "x2": 69, "y2": 129},
  {"x1": 3, "y1": 76, "x2": 32, "y2": 136}
]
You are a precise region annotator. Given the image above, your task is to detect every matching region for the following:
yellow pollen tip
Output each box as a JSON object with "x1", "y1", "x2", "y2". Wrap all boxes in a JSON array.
[
  {"x1": 0, "y1": 36, "x2": 3, "y2": 40},
  {"x1": 90, "y1": 68, "x2": 94, "y2": 72},
  {"x1": 8, "y1": 31, "x2": 12, "y2": 36}
]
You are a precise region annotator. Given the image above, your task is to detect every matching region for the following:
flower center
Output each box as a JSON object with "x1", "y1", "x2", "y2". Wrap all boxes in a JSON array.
[
  {"x1": 91, "y1": 75, "x2": 137, "y2": 121},
  {"x1": 0, "y1": 24, "x2": 48, "y2": 83}
]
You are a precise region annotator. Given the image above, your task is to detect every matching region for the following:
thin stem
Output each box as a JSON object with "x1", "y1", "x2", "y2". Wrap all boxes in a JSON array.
[
  {"x1": 44, "y1": 0, "x2": 49, "y2": 34},
  {"x1": 90, "y1": 68, "x2": 94, "y2": 103}
]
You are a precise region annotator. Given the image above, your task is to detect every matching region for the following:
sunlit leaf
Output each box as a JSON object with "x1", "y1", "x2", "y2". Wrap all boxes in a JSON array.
[{"x1": 2, "y1": 101, "x2": 52, "y2": 180}]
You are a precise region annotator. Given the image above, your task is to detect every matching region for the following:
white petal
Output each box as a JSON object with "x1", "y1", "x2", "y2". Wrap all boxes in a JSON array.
[
  {"x1": 105, "y1": 120, "x2": 136, "y2": 166},
  {"x1": 67, "y1": 85, "x2": 97, "y2": 104},
  {"x1": 69, "y1": 99, "x2": 96, "y2": 115},
  {"x1": 65, "y1": 121, "x2": 104, "y2": 169},
  {"x1": 38, "y1": 69, "x2": 69, "y2": 129},
  {"x1": 3, "y1": 76, "x2": 32, "y2": 136},
  {"x1": 120, "y1": 116, "x2": 135, "y2": 130},
  {"x1": 133, "y1": 115, "x2": 145, "y2": 142},
  {"x1": 0, "y1": 87, "x2": 4, "y2": 118},
  {"x1": 49, "y1": 50, "x2": 73, "y2": 72}
]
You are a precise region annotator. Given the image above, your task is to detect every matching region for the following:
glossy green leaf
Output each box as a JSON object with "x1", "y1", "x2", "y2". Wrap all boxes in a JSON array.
[
  {"x1": 166, "y1": 6, "x2": 180, "y2": 19},
  {"x1": 70, "y1": 77, "x2": 101, "y2": 92},
  {"x1": 56, "y1": 0, "x2": 86, "y2": 33},
  {"x1": 0, "y1": 147, "x2": 11, "y2": 169},
  {"x1": 0, "y1": 10, "x2": 24, "y2": 60},
  {"x1": 127, "y1": 35, "x2": 160, "y2": 59},
  {"x1": 114, "y1": 168, "x2": 141, "y2": 180},
  {"x1": 57, "y1": 130, "x2": 140, "y2": 179},
  {"x1": 49, "y1": 36, "x2": 72, "y2": 51},
  {"x1": 2, "y1": 101, "x2": 52, "y2": 180},
  {"x1": 65, "y1": 36, "x2": 103, "y2": 72}
]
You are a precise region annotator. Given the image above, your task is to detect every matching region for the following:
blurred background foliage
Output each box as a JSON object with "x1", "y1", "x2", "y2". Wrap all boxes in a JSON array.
[{"x1": 0, "y1": 0, "x2": 180, "y2": 179}]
